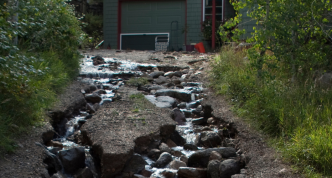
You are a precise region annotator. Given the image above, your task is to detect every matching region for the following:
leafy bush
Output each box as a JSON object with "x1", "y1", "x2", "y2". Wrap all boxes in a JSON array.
[
  {"x1": 210, "y1": 46, "x2": 332, "y2": 176},
  {"x1": 0, "y1": 0, "x2": 85, "y2": 152}
]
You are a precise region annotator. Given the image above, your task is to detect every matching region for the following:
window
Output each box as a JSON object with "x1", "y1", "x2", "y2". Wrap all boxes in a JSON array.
[{"x1": 203, "y1": 0, "x2": 223, "y2": 21}]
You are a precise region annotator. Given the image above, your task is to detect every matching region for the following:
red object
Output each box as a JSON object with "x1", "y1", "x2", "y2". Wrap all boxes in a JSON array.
[
  {"x1": 212, "y1": 0, "x2": 216, "y2": 50},
  {"x1": 194, "y1": 42, "x2": 205, "y2": 53}
]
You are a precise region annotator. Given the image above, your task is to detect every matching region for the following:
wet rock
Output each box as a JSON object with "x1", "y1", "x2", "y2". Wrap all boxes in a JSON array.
[
  {"x1": 93, "y1": 89, "x2": 107, "y2": 95},
  {"x1": 200, "y1": 131, "x2": 222, "y2": 148},
  {"x1": 166, "y1": 139, "x2": 177, "y2": 148},
  {"x1": 141, "y1": 168, "x2": 153, "y2": 177},
  {"x1": 207, "y1": 160, "x2": 220, "y2": 178},
  {"x1": 159, "y1": 143, "x2": 171, "y2": 153},
  {"x1": 154, "y1": 76, "x2": 168, "y2": 85},
  {"x1": 51, "y1": 172, "x2": 66, "y2": 178},
  {"x1": 192, "y1": 118, "x2": 206, "y2": 125},
  {"x1": 93, "y1": 103, "x2": 100, "y2": 111},
  {"x1": 183, "y1": 143, "x2": 198, "y2": 151},
  {"x1": 46, "y1": 141, "x2": 63, "y2": 149},
  {"x1": 86, "y1": 103, "x2": 96, "y2": 113},
  {"x1": 177, "y1": 167, "x2": 207, "y2": 178},
  {"x1": 122, "y1": 154, "x2": 147, "y2": 176},
  {"x1": 151, "y1": 169, "x2": 177, "y2": 178},
  {"x1": 196, "y1": 105, "x2": 203, "y2": 112},
  {"x1": 156, "y1": 89, "x2": 192, "y2": 102},
  {"x1": 177, "y1": 102, "x2": 186, "y2": 109},
  {"x1": 58, "y1": 147, "x2": 85, "y2": 174},
  {"x1": 42, "y1": 130, "x2": 55, "y2": 144},
  {"x1": 170, "y1": 160, "x2": 187, "y2": 170},
  {"x1": 152, "y1": 152, "x2": 173, "y2": 168},
  {"x1": 100, "y1": 99, "x2": 112, "y2": 105},
  {"x1": 48, "y1": 147, "x2": 62, "y2": 155},
  {"x1": 209, "y1": 151, "x2": 222, "y2": 161},
  {"x1": 188, "y1": 147, "x2": 237, "y2": 168},
  {"x1": 150, "y1": 71, "x2": 165, "y2": 78},
  {"x1": 170, "y1": 131, "x2": 186, "y2": 146},
  {"x1": 160, "y1": 124, "x2": 176, "y2": 137},
  {"x1": 171, "y1": 109, "x2": 186, "y2": 125},
  {"x1": 219, "y1": 159, "x2": 241, "y2": 178},
  {"x1": 85, "y1": 93, "x2": 102, "y2": 103},
  {"x1": 92, "y1": 55, "x2": 105, "y2": 65},
  {"x1": 164, "y1": 71, "x2": 175, "y2": 78},
  {"x1": 148, "y1": 149, "x2": 162, "y2": 160},
  {"x1": 174, "y1": 71, "x2": 183, "y2": 77},
  {"x1": 207, "y1": 117, "x2": 215, "y2": 124},
  {"x1": 231, "y1": 174, "x2": 247, "y2": 178},
  {"x1": 74, "y1": 167, "x2": 93, "y2": 178},
  {"x1": 133, "y1": 174, "x2": 148, "y2": 178},
  {"x1": 180, "y1": 155, "x2": 188, "y2": 164},
  {"x1": 89, "y1": 85, "x2": 98, "y2": 92},
  {"x1": 172, "y1": 150, "x2": 183, "y2": 157}
]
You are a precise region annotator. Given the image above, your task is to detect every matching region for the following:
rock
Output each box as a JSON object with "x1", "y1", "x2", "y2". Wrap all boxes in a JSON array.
[
  {"x1": 100, "y1": 99, "x2": 112, "y2": 105},
  {"x1": 177, "y1": 167, "x2": 207, "y2": 178},
  {"x1": 188, "y1": 147, "x2": 237, "y2": 168},
  {"x1": 177, "y1": 102, "x2": 186, "y2": 109},
  {"x1": 51, "y1": 172, "x2": 66, "y2": 178},
  {"x1": 180, "y1": 155, "x2": 188, "y2": 164},
  {"x1": 92, "y1": 55, "x2": 105, "y2": 65},
  {"x1": 207, "y1": 160, "x2": 220, "y2": 178},
  {"x1": 154, "y1": 76, "x2": 168, "y2": 85},
  {"x1": 133, "y1": 174, "x2": 148, "y2": 178},
  {"x1": 174, "y1": 71, "x2": 183, "y2": 77},
  {"x1": 219, "y1": 159, "x2": 241, "y2": 178},
  {"x1": 171, "y1": 109, "x2": 186, "y2": 125},
  {"x1": 86, "y1": 103, "x2": 96, "y2": 113},
  {"x1": 93, "y1": 103, "x2": 100, "y2": 111},
  {"x1": 169, "y1": 160, "x2": 187, "y2": 170},
  {"x1": 200, "y1": 131, "x2": 222, "y2": 147},
  {"x1": 159, "y1": 143, "x2": 171, "y2": 153},
  {"x1": 122, "y1": 154, "x2": 147, "y2": 175},
  {"x1": 207, "y1": 117, "x2": 215, "y2": 124},
  {"x1": 151, "y1": 169, "x2": 177, "y2": 178},
  {"x1": 42, "y1": 130, "x2": 55, "y2": 144},
  {"x1": 192, "y1": 118, "x2": 206, "y2": 125},
  {"x1": 141, "y1": 168, "x2": 153, "y2": 177},
  {"x1": 155, "y1": 96, "x2": 177, "y2": 108},
  {"x1": 74, "y1": 167, "x2": 94, "y2": 178},
  {"x1": 85, "y1": 93, "x2": 102, "y2": 103},
  {"x1": 183, "y1": 143, "x2": 198, "y2": 151},
  {"x1": 209, "y1": 151, "x2": 222, "y2": 161},
  {"x1": 166, "y1": 139, "x2": 177, "y2": 148},
  {"x1": 164, "y1": 71, "x2": 175, "y2": 78},
  {"x1": 150, "y1": 71, "x2": 165, "y2": 78},
  {"x1": 170, "y1": 130, "x2": 186, "y2": 146},
  {"x1": 172, "y1": 150, "x2": 183, "y2": 157},
  {"x1": 196, "y1": 105, "x2": 203, "y2": 112},
  {"x1": 160, "y1": 124, "x2": 176, "y2": 137},
  {"x1": 93, "y1": 89, "x2": 107, "y2": 95},
  {"x1": 49, "y1": 147, "x2": 62, "y2": 155},
  {"x1": 148, "y1": 149, "x2": 162, "y2": 161},
  {"x1": 89, "y1": 84, "x2": 98, "y2": 92},
  {"x1": 231, "y1": 174, "x2": 247, "y2": 178},
  {"x1": 153, "y1": 152, "x2": 173, "y2": 168},
  {"x1": 58, "y1": 147, "x2": 85, "y2": 174},
  {"x1": 46, "y1": 140, "x2": 63, "y2": 149},
  {"x1": 155, "y1": 89, "x2": 193, "y2": 102}
]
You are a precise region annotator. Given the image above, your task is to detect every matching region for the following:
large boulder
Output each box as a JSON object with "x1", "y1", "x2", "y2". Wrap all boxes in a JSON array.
[
  {"x1": 199, "y1": 131, "x2": 222, "y2": 148},
  {"x1": 207, "y1": 160, "x2": 220, "y2": 178},
  {"x1": 219, "y1": 159, "x2": 241, "y2": 178},
  {"x1": 177, "y1": 167, "x2": 207, "y2": 178},
  {"x1": 188, "y1": 147, "x2": 237, "y2": 168},
  {"x1": 58, "y1": 147, "x2": 85, "y2": 174}
]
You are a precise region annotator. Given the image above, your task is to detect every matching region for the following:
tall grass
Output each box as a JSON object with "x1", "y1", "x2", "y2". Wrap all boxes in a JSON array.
[{"x1": 210, "y1": 46, "x2": 332, "y2": 177}]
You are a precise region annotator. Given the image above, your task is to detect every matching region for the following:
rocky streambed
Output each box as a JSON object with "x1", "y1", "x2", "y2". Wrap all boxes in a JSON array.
[{"x1": 40, "y1": 54, "x2": 249, "y2": 178}]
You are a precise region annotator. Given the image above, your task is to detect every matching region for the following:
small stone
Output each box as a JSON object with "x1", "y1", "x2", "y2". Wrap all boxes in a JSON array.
[
  {"x1": 170, "y1": 160, "x2": 187, "y2": 170},
  {"x1": 180, "y1": 155, "x2": 188, "y2": 164},
  {"x1": 159, "y1": 143, "x2": 171, "y2": 153},
  {"x1": 207, "y1": 117, "x2": 215, "y2": 124},
  {"x1": 153, "y1": 152, "x2": 173, "y2": 168}
]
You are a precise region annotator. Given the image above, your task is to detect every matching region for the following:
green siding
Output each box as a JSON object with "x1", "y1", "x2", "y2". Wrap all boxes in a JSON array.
[
  {"x1": 103, "y1": 0, "x2": 118, "y2": 49},
  {"x1": 238, "y1": 6, "x2": 259, "y2": 40},
  {"x1": 187, "y1": 0, "x2": 202, "y2": 44}
]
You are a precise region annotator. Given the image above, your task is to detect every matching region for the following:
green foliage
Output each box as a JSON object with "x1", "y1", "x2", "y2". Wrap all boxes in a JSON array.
[
  {"x1": 243, "y1": 0, "x2": 332, "y2": 79},
  {"x1": 210, "y1": 46, "x2": 332, "y2": 176},
  {"x1": 81, "y1": 12, "x2": 103, "y2": 48},
  {"x1": 0, "y1": 0, "x2": 85, "y2": 153}
]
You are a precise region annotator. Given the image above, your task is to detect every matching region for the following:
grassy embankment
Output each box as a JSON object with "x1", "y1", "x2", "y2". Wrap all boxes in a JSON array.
[
  {"x1": 210, "y1": 46, "x2": 332, "y2": 177},
  {"x1": 0, "y1": 0, "x2": 84, "y2": 153}
]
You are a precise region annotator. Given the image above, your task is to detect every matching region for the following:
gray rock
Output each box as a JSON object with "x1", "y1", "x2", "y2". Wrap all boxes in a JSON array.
[
  {"x1": 58, "y1": 147, "x2": 85, "y2": 174},
  {"x1": 188, "y1": 147, "x2": 237, "y2": 168},
  {"x1": 86, "y1": 103, "x2": 96, "y2": 113},
  {"x1": 151, "y1": 169, "x2": 177, "y2": 178},
  {"x1": 122, "y1": 154, "x2": 147, "y2": 175},
  {"x1": 85, "y1": 93, "x2": 102, "y2": 103},
  {"x1": 174, "y1": 71, "x2": 183, "y2": 77},
  {"x1": 150, "y1": 71, "x2": 165, "y2": 78},
  {"x1": 231, "y1": 174, "x2": 247, "y2": 178},
  {"x1": 207, "y1": 160, "x2": 220, "y2": 178},
  {"x1": 169, "y1": 160, "x2": 187, "y2": 170},
  {"x1": 183, "y1": 143, "x2": 198, "y2": 151},
  {"x1": 100, "y1": 99, "x2": 112, "y2": 105},
  {"x1": 177, "y1": 102, "x2": 187, "y2": 109},
  {"x1": 170, "y1": 130, "x2": 186, "y2": 146},
  {"x1": 75, "y1": 167, "x2": 94, "y2": 178},
  {"x1": 164, "y1": 71, "x2": 176, "y2": 78},
  {"x1": 219, "y1": 159, "x2": 241, "y2": 178},
  {"x1": 180, "y1": 155, "x2": 188, "y2": 164},
  {"x1": 200, "y1": 131, "x2": 222, "y2": 147},
  {"x1": 153, "y1": 152, "x2": 173, "y2": 168},
  {"x1": 154, "y1": 76, "x2": 168, "y2": 85},
  {"x1": 177, "y1": 167, "x2": 207, "y2": 178},
  {"x1": 155, "y1": 96, "x2": 177, "y2": 108},
  {"x1": 209, "y1": 151, "x2": 222, "y2": 161},
  {"x1": 159, "y1": 143, "x2": 171, "y2": 153},
  {"x1": 93, "y1": 89, "x2": 107, "y2": 95},
  {"x1": 155, "y1": 89, "x2": 193, "y2": 102},
  {"x1": 192, "y1": 118, "x2": 206, "y2": 125},
  {"x1": 171, "y1": 108, "x2": 186, "y2": 125},
  {"x1": 148, "y1": 149, "x2": 162, "y2": 161}
]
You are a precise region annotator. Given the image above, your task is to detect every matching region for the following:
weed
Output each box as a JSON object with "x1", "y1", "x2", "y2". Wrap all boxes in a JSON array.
[{"x1": 127, "y1": 77, "x2": 149, "y2": 87}]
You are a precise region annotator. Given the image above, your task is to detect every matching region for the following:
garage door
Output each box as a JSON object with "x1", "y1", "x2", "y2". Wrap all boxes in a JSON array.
[{"x1": 121, "y1": 1, "x2": 185, "y2": 50}]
